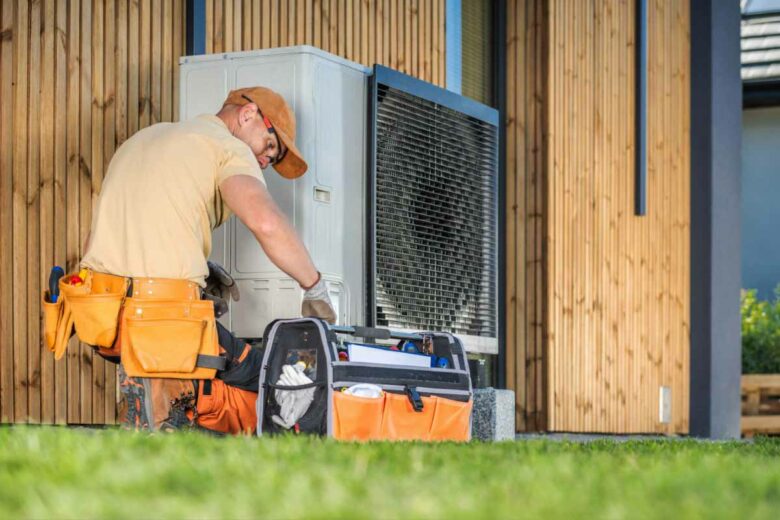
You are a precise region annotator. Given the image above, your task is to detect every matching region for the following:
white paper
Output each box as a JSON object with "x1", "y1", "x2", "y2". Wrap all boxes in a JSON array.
[{"x1": 346, "y1": 343, "x2": 432, "y2": 368}]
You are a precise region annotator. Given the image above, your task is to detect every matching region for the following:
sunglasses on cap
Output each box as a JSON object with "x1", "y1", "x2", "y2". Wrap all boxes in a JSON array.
[{"x1": 241, "y1": 94, "x2": 288, "y2": 166}]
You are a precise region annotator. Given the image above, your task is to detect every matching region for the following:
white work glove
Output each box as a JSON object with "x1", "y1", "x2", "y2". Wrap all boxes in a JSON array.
[
  {"x1": 271, "y1": 363, "x2": 316, "y2": 429},
  {"x1": 301, "y1": 273, "x2": 337, "y2": 324}
]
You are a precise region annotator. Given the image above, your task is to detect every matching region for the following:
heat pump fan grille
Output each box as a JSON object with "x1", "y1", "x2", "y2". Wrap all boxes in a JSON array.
[{"x1": 370, "y1": 68, "x2": 498, "y2": 338}]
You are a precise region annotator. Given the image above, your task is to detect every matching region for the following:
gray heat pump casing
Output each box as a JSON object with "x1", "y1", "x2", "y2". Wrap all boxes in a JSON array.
[{"x1": 179, "y1": 46, "x2": 369, "y2": 338}]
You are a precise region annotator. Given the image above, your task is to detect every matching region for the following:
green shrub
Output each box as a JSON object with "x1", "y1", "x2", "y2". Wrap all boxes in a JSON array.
[{"x1": 742, "y1": 287, "x2": 780, "y2": 373}]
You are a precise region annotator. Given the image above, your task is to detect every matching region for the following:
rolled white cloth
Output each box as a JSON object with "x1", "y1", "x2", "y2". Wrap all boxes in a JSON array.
[{"x1": 271, "y1": 364, "x2": 316, "y2": 429}]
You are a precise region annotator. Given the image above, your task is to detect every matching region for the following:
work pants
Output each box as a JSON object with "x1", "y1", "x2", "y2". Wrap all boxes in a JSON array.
[{"x1": 115, "y1": 321, "x2": 262, "y2": 435}]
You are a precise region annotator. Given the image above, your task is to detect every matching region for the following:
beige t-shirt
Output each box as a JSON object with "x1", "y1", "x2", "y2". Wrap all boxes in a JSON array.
[{"x1": 81, "y1": 114, "x2": 265, "y2": 287}]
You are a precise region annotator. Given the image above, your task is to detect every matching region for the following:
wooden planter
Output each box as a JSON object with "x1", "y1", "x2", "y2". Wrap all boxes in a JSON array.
[{"x1": 742, "y1": 375, "x2": 780, "y2": 437}]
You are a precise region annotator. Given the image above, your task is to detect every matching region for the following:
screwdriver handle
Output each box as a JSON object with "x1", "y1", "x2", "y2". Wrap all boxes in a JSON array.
[{"x1": 48, "y1": 266, "x2": 65, "y2": 303}]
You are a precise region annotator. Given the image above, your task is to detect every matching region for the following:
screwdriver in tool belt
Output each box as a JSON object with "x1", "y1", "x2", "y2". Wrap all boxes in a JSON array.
[{"x1": 48, "y1": 266, "x2": 64, "y2": 303}]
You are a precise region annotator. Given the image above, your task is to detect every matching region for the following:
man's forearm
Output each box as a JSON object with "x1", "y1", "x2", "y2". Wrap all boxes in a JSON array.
[
  {"x1": 220, "y1": 175, "x2": 320, "y2": 289},
  {"x1": 250, "y1": 213, "x2": 319, "y2": 289}
]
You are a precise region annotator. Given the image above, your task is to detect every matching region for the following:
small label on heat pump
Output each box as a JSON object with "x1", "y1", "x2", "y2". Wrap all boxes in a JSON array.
[
  {"x1": 659, "y1": 386, "x2": 671, "y2": 424},
  {"x1": 314, "y1": 186, "x2": 331, "y2": 203}
]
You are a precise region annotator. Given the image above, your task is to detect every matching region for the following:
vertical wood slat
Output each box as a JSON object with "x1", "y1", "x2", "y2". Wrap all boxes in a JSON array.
[
  {"x1": 222, "y1": 0, "x2": 232, "y2": 52},
  {"x1": 244, "y1": 0, "x2": 253, "y2": 50},
  {"x1": 13, "y1": 0, "x2": 30, "y2": 423},
  {"x1": 151, "y1": 0, "x2": 162, "y2": 123},
  {"x1": 173, "y1": 0, "x2": 182, "y2": 124},
  {"x1": 139, "y1": 0, "x2": 151, "y2": 127},
  {"x1": 1, "y1": 0, "x2": 15, "y2": 424},
  {"x1": 505, "y1": 0, "x2": 519, "y2": 430},
  {"x1": 298, "y1": 0, "x2": 310, "y2": 45},
  {"x1": 79, "y1": 0, "x2": 93, "y2": 424},
  {"x1": 162, "y1": 0, "x2": 173, "y2": 122},
  {"x1": 263, "y1": 0, "x2": 272, "y2": 48},
  {"x1": 526, "y1": 0, "x2": 538, "y2": 431},
  {"x1": 280, "y1": 0, "x2": 289, "y2": 46},
  {"x1": 382, "y1": 0, "x2": 390, "y2": 68},
  {"x1": 320, "y1": 0, "x2": 328, "y2": 50},
  {"x1": 352, "y1": 0, "x2": 359, "y2": 62},
  {"x1": 65, "y1": 0, "x2": 81, "y2": 424},
  {"x1": 103, "y1": 0, "x2": 117, "y2": 423},
  {"x1": 233, "y1": 0, "x2": 242, "y2": 51},
  {"x1": 91, "y1": 0, "x2": 106, "y2": 426},
  {"x1": 128, "y1": 0, "x2": 140, "y2": 135},
  {"x1": 338, "y1": 0, "x2": 347, "y2": 57},
  {"x1": 39, "y1": 0, "x2": 56, "y2": 422},
  {"x1": 287, "y1": 0, "x2": 296, "y2": 46},
  {"x1": 206, "y1": 0, "x2": 214, "y2": 53},
  {"x1": 28, "y1": 0, "x2": 43, "y2": 424},
  {"x1": 54, "y1": 0, "x2": 69, "y2": 424}
]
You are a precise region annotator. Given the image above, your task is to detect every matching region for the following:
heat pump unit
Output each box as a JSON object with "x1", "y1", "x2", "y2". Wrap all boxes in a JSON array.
[{"x1": 179, "y1": 46, "x2": 498, "y2": 354}]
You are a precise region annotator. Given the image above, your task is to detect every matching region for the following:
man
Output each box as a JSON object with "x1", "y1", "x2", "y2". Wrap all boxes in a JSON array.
[{"x1": 80, "y1": 86, "x2": 336, "y2": 434}]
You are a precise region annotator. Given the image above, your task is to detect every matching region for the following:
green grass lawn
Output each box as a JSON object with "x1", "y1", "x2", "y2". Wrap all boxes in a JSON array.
[{"x1": 1, "y1": 427, "x2": 779, "y2": 519}]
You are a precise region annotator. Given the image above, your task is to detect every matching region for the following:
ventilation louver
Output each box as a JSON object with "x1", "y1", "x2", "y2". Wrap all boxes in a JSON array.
[{"x1": 368, "y1": 66, "x2": 498, "y2": 340}]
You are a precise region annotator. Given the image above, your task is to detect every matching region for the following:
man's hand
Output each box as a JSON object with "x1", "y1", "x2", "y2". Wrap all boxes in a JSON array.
[
  {"x1": 204, "y1": 261, "x2": 240, "y2": 317},
  {"x1": 301, "y1": 273, "x2": 337, "y2": 324}
]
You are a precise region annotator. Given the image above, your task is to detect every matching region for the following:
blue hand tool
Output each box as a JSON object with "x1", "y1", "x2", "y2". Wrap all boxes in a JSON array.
[{"x1": 48, "y1": 266, "x2": 65, "y2": 303}]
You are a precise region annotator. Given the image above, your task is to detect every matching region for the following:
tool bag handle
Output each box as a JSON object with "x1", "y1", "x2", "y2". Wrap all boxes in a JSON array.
[{"x1": 328, "y1": 325, "x2": 423, "y2": 341}]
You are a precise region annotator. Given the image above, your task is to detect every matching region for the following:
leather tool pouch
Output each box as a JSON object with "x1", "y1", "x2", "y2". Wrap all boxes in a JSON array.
[
  {"x1": 43, "y1": 271, "x2": 128, "y2": 360},
  {"x1": 66, "y1": 272, "x2": 128, "y2": 347},
  {"x1": 120, "y1": 298, "x2": 224, "y2": 379}
]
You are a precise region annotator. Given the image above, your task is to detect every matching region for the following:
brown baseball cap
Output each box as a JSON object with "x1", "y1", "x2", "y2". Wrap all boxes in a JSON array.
[{"x1": 222, "y1": 86, "x2": 308, "y2": 179}]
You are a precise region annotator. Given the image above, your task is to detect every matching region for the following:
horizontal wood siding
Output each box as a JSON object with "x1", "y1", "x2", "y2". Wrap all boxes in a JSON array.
[{"x1": 0, "y1": 0, "x2": 187, "y2": 425}]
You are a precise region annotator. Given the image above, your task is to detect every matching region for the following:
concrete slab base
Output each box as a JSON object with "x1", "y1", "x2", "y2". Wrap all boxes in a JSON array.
[{"x1": 471, "y1": 388, "x2": 515, "y2": 441}]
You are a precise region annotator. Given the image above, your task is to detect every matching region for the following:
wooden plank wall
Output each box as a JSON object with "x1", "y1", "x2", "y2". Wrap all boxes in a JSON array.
[
  {"x1": 0, "y1": 0, "x2": 187, "y2": 425},
  {"x1": 544, "y1": 0, "x2": 690, "y2": 433},
  {"x1": 505, "y1": 0, "x2": 547, "y2": 432},
  {"x1": 205, "y1": 0, "x2": 446, "y2": 87}
]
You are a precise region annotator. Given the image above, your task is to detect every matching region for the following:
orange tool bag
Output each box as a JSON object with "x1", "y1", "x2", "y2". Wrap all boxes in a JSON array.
[{"x1": 257, "y1": 318, "x2": 473, "y2": 442}]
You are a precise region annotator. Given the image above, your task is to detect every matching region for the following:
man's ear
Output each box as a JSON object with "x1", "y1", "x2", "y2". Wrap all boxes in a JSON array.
[{"x1": 238, "y1": 103, "x2": 259, "y2": 127}]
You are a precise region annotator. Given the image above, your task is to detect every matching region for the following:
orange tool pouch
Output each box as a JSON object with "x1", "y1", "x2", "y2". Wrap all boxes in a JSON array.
[
  {"x1": 119, "y1": 277, "x2": 224, "y2": 379},
  {"x1": 43, "y1": 270, "x2": 129, "y2": 360}
]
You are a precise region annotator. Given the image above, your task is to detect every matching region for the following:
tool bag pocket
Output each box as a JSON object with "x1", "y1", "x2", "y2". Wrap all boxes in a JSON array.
[
  {"x1": 332, "y1": 390, "x2": 471, "y2": 442},
  {"x1": 62, "y1": 272, "x2": 128, "y2": 348},
  {"x1": 42, "y1": 297, "x2": 63, "y2": 352},
  {"x1": 41, "y1": 288, "x2": 76, "y2": 360},
  {"x1": 126, "y1": 318, "x2": 205, "y2": 373},
  {"x1": 67, "y1": 292, "x2": 126, "y2": 347},
  {"x1": 121, "y1": 299, "x2": 221, "y2": 379},
  {"x1": 379, "y1": 391, "x2": 436, "y2": 440},
  {"x1": 428, "y1": 396, "x2": 472, "y2": 441},
  {"x1": 332, "y1": 392, "x2": 385, "y2": 440}
]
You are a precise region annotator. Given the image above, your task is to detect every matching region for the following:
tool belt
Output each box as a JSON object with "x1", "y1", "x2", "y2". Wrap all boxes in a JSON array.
[{"x1": 43, "y1": 269, "x2": 225, "y2": 379}]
